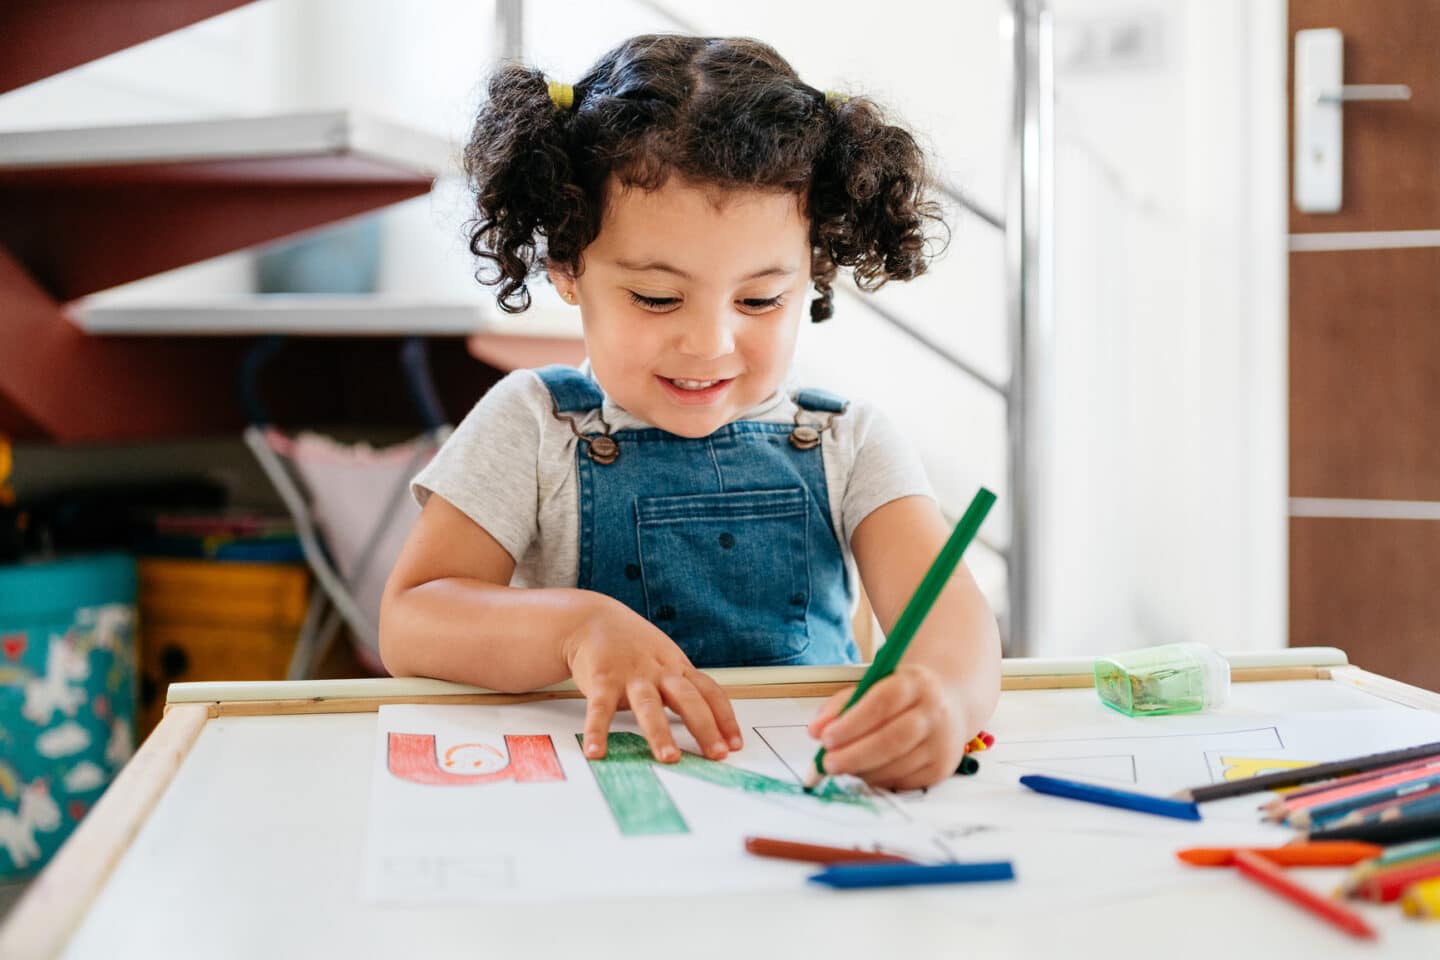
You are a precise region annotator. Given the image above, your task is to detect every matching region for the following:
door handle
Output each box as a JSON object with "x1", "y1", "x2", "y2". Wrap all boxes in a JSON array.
[
  {"x1": 1315, "y1": 84, "x2": 1412, "y2": 105},
  {"x1": 1294, "y1": 28, "x2": 1413, "y2": 214}
]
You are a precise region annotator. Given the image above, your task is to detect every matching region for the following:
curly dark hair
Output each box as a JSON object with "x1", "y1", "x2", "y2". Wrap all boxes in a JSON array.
[{"x1": 462, "y1": 34, "x2": 945, "y2": 321}]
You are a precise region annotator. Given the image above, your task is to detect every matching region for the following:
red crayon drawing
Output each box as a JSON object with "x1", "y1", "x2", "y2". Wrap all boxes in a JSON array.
[{"x1": 388, "y1": 734, "x2": 565, "y2": 786}]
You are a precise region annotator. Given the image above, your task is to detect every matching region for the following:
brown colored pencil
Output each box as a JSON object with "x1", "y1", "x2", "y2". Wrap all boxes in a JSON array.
[{"x1": 743, "y1": 836, "x2": 912, "y2": 865}]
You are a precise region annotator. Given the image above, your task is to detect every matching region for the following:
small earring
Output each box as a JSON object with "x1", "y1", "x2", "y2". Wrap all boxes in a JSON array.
[{"x1": 563, "y1": 290, "x2": 577, "y2": 304}]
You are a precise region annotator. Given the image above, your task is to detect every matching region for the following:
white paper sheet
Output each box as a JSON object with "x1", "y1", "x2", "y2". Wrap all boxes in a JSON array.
[{"x1": 362, "y1": 685, "x2": 1440, "y2": 905}]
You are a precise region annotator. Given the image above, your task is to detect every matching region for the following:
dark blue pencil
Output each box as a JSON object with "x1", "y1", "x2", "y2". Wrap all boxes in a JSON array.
[
  {"x1": 1019, "y1": 774, "x2": 1201, "y2": 821},
  {"x1": 808, "y1": 861, "x2": 1015, "y2": 889}
]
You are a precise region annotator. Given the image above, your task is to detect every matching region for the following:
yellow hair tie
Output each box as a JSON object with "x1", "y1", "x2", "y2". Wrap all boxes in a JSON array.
[
  {"x1": 547, "y1": 80, "x2": 575, "y2": 111},
  {"x1": 824, "y1": 90, "x2": 850, "y2": 108}
]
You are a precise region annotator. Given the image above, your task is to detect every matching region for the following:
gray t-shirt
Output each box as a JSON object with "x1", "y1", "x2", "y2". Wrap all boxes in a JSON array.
[{"x1": 412, "y1": 366, "x2": 933, "y2": 605}]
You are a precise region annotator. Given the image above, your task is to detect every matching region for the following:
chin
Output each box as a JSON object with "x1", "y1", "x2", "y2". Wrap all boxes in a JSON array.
[{"x1": 657, "y1": 415, "x2": 726, "y2": 439}]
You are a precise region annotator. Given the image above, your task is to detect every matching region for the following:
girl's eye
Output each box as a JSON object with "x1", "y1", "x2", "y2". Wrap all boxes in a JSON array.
[
  {"x1": 628, "y1": 292, "x2": 680, "y2": 310},
  {"x1": 739, "y1": 295, "x2": 786, "y2": 312}
]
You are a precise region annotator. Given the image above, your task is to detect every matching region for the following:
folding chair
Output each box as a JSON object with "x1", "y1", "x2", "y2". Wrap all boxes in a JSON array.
[{"x1": 241, "y1": 337, "x2": 450, "y2": 678}]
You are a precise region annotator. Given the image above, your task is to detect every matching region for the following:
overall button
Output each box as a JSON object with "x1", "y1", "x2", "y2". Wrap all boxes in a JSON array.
[
  {"x1": 718, "y1": 532, "x2": 736, "y2": 549},
  {"x1": 654, "y1": 605, "x2": 676, "y2": 621},
  {"x1": 789, "y1": 592, "x2": 807, "y2": 606},
  {"x1": 624, "y1": 563, "x2": 641, "y2": 581}
]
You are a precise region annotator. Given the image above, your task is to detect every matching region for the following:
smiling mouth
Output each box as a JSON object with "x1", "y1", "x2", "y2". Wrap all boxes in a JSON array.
[{"x1": 667, "y1": 377, "x2": 726, "y2": 391}]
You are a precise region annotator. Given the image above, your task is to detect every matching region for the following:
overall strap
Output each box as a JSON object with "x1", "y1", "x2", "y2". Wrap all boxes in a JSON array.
[
  {"x1": 793, "y1": 387, "x2": 849, "y2": 414},
  {"x1": 534, "y1": 365, "x2": 605, "y2": 413}
]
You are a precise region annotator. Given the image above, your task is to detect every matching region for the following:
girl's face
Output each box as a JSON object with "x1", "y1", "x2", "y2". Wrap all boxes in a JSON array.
[{"x1": 552, "y1": 177, "x2": 811, "y2": 438}]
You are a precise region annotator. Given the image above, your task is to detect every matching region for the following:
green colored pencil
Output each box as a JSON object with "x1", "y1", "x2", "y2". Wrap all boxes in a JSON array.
[{"x1": 805, "y1": 486, "x2": 996, "y2": 788}]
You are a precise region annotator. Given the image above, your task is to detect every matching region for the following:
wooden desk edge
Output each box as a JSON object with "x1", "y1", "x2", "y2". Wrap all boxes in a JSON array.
[
  {"x1": 192, "y1": 666, "x2": 1340, "y2": 718},
  {"x1": 0, "y1": 704, "x2": 209, "y2": 960}
]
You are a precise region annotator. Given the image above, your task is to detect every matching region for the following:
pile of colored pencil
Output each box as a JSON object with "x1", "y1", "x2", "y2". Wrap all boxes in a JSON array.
[
  {"x1": 1264, "y1": 754, "x2": 1440, "y2": 832},
  {"x1": 1175, "y1": 739, "x2": 1440, "y2": 937},
  {"x1": 1336, "y1": 838, "x2": 1440, "y2": 912}
]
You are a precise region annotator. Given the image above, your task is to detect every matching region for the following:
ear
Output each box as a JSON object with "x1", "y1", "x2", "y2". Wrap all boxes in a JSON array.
[{"x1": 546, "y1": 261, "x2": 577, "y2": 304}]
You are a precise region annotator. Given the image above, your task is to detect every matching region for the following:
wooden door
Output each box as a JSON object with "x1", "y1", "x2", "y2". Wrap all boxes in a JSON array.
[{"x1": 1288, "y1": 2, "x2": 1440, "y2": 690}]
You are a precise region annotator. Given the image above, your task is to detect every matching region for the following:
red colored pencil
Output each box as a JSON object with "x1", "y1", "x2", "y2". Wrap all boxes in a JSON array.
[
  {"x1": 1231, "y1": 850, "x2": 1377, "y2": 940},
  {"x1": 1350, "y1": 857, "x2": 1440, "y2": 903}
]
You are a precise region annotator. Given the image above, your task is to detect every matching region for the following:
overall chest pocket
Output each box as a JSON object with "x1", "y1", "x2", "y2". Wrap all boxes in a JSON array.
[{"x1": 635, "y1": 487, "x2": 812, "y2": 668}]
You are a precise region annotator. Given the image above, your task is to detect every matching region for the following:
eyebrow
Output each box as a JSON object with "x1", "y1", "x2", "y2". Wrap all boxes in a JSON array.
[{"x1": 614, "y1": 259, "x2": 798, "y2": 282}]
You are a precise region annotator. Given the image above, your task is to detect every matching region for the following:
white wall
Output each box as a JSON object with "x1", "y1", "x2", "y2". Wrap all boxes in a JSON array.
[{"x1": 1044, "y1": 0, "x2": 1287, "y2": 656}]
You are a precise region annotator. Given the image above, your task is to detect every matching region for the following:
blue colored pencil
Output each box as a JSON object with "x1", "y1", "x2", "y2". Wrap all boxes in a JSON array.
[
  {"x1": 1019, "y1": 774, "x2": 1202, "y2": 821},
  {"x1": 808, "y1": 861, "x2": 1015, "y2": 889},
  {"x1": 1303, "y1": 774, "x2": 1440, "y2": 829},
  {"x1": 1338, "y1": 787, "x2": 1440, "y2": 829}
]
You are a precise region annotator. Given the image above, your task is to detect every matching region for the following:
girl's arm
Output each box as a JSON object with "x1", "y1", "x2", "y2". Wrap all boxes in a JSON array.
[
  {"x1": 380, "y1": 495, "x2": 741, "y2": 762},
  {"x1": 808, "y1": 494, "x2": 1002, "y2": 789}
]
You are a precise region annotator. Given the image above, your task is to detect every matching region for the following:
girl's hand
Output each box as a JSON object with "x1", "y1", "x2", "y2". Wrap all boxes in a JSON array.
[
  {"x1": 806, "y1": 663, "x2": 965, "y2": 790},
  {"x1": 563, "y1": 596, "x2": 743, "y2": 764}
]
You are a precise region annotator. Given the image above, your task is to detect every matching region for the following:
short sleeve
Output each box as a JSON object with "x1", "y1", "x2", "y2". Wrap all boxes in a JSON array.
[
  {"x1": 410, "y1": 370, "x2": 548, "y2": 563},
  {"x1": 840, "y1": 405, "x2": 935, "y2": 547}
]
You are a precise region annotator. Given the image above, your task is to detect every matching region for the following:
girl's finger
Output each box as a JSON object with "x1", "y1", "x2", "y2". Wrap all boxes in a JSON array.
[
  {"x1": 859, "y1": 749, "x2": 933, "y2": 791},
  {"x1": 659, "y1": 674, "x2": 727, "y2": 759},
  {"x1": 819, "y1": 675, "x2": 922, "y2": 750},
  {"x1": 582, "y1": 689, "x2": 621, "y2": 759},
  {"x1": 822, "y1": 707, "x2": 931, "y2": 777},
  {"x1": 808, "y1": 686, "x2": 855, "y2": 738},
  {"x1": 889, "y1": 756, "x2": 957, "y2": 793},
  {"x1": 690, "y1": 671, "x2": 744, "y2": 751},
  {"x1": 627, "y1": 679, "x2": 680, "y2": 763}
]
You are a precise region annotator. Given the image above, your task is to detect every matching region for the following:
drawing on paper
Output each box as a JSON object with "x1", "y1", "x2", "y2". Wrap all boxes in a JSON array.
[
  {"x1": 583, "y1": 731, "x2": 874, "y2": 837},
  {"x1": 388, "y1": 733, "x2": 566, "y2": 786},
  {"x1": 1205, "y1": 754, "x2": 1315, "y2": 783},
  {"x1": 988, "y1": 726, "x2": 1284, "y2": 787}
]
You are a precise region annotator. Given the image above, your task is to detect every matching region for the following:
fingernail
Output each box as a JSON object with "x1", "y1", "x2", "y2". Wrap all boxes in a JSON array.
[
  {"x1": 728, "y1": 735, "x2": 743, "y2": 750},
  {"x1": 710, "y1": 742, "x2": 728, "y2": 758},
  {"x1": 661, "y1": 747, "x2": 679, "y2": 762},
  {"x1": 822, "y1": 730, "x2": 839, "y2": 748},
  {"x1": 585, "y1": 742, "x2": 601, "y2": 757}
]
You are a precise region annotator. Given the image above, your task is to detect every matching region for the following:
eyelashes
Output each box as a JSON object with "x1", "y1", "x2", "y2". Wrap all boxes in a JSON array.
[{"x1": 627, "y1": 292, "x2": 787, "y2": 312}]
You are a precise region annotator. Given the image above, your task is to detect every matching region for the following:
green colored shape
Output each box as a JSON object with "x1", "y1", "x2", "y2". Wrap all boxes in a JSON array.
[
  {"x1": 582, "y1": 732, "x2": 690, "y2": 836},
  {"x1": 581, "y1": 732, "x2": 873, "y2": 837}
]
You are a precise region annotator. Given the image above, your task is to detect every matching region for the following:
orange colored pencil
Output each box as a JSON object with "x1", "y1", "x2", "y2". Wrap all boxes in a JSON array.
[
  {"x1": 1231, "y1": 850, "x2": 1377, "y2": 940},
  {"x1": 1177, "y1": 842, "x2": 1382, "y2": 868}
]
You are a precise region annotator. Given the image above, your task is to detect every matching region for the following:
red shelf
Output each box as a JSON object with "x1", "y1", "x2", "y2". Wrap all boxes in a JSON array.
[
  {"x1": 0, "y1": 112, "x2": 455, "y2": 442},
  {"x1": 0, "y1": 0, "x2": 257, "y2": 95}
]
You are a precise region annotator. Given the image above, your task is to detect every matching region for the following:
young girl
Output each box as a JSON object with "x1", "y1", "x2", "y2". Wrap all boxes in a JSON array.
[{"x1": 381, "y1": 34, "x2": 1000, "y2": 791}]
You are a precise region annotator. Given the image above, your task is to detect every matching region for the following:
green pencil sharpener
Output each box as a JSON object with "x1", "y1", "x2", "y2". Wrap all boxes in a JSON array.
[{"x1": 1093, "y1": 643, "x2": 1231, "y2": 717}]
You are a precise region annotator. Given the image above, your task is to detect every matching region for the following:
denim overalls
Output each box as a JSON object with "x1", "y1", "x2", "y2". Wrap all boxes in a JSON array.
[{"x1": 536, "y1": 366, "x2": 859, "y2": 668}]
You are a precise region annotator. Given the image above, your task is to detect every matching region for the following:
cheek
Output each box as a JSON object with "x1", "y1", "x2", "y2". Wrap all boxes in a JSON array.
[{"x1": 744, "y1": 319, "x2": 799, "y2": 371}]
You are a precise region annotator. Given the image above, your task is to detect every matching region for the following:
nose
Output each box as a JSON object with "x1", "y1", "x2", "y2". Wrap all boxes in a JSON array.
[{"x1": 676, "y1": 309, "x2": 736, "y2": 360}]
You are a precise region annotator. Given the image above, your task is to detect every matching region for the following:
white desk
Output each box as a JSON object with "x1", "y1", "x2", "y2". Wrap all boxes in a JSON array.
[{"x1": 4, "y1": 651, "x2": 1439, "y2": 959}]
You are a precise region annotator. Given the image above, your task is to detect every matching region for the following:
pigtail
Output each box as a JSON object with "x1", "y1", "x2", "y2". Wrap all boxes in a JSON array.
[
  {"x1": 462, "y1": 64, "x2": 593, "y2": 314},
  {"x1": 807, "y1": 96, "x2": 946, "y2": 322}
]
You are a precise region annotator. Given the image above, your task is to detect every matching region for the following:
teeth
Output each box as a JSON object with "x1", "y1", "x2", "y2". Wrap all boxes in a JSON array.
[{"x1": 670, "y1": 378, "x2": 720, "y2": 390}]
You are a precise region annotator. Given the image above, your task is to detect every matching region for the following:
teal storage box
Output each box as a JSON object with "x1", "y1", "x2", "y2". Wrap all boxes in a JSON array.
[{"x1": 0, "y1": 553, "x2": 138, "y2": 880}]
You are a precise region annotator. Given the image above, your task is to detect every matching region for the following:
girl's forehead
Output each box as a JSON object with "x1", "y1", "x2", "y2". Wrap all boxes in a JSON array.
[
  {"x1": 603, "y1": 176, "x2": 807, "y2": 227},
  {"x1": 595, "y1": 177, "x2": 809, "y2": 268}
]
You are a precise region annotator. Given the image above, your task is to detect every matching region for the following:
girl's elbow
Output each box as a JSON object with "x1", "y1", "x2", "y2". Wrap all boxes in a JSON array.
[{"x1": 377, "y1": 585, "x2": 417, "y2": 677}]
